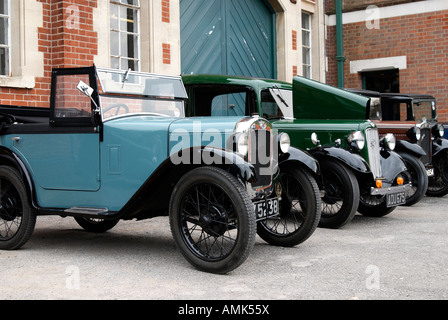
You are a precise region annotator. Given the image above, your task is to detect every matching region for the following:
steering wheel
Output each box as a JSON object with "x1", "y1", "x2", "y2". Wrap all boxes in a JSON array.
[{"x1": 103, "y1": 103, "x2": 129, "y2": 116}]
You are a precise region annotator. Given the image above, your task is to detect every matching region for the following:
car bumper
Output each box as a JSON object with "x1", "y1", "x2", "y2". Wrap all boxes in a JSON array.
[{"x1": 370, "y1": 183, "x2": 412, "y2": 196}]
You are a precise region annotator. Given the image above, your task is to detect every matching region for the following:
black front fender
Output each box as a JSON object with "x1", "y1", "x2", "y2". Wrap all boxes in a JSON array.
[
  {"x1": 395, "y1": 140, "x2": 426, "y2": 158},
  {"x1": 433, "y1": 138, "x2": 448, "y2": 158},
  {"x1": 380, "y1": 150, "x2": 407, "y2": 183},
  {"x1": 309, "y1": 147, "x2": 370, "y2": 174},
  {"x1": 279, "y1": 146, "x2": 319, "y2": 175}
]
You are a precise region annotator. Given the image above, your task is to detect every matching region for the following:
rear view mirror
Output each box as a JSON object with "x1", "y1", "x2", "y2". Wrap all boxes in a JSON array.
[{"x1": 77, "y1": 81, "x2": 94, "y2": 97}]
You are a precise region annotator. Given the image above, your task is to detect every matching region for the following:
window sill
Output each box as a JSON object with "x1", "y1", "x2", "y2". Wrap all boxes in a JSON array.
[{"x1": 0, "y1": 75, "x2": 35, "y2": 89}]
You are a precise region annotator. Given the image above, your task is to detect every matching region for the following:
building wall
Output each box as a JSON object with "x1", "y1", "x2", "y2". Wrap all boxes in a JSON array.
[
  {"x1": 0, "y1": 0, "x2": 326, "y2": 109},
  {"x1": 325, "y1": 0, "x2": 448, "y2": 121}
]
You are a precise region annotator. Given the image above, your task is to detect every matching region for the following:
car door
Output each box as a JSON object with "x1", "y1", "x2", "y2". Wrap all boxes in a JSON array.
[{"x1": 12, "y1": 67, "x2": 101, "y2": 192}]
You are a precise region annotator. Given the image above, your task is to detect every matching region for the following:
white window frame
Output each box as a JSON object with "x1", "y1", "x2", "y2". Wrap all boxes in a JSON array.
[
  {"x1": 301, "y1": 11, "x2": 312, "y2": 79},
  {"x1": 0, "y1": 0, "x2": 10, "y2": 77},
  {"x1": 110, "y1": 0, "x2": 141, "y2": 71}
]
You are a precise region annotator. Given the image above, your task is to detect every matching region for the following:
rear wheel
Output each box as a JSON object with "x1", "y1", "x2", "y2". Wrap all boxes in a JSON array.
[
  {"x1": 257, "y1": 166, "x2": 321, "y2": 247},
  {"x1": 0, "y1": 166, "x2": 35, "y2": 250},
  {"x1": 319, "y1": 161, "x2": 359, "y2": 228},
  {"x1": 74, "y1": 217, "x2": 119, "y2": 233},
  {"x1": 169, "y1": 167, "x2": 256, "y2": 274},
  {"x1": 399, "y1": 152, "x2": 428, "y2": 206}
]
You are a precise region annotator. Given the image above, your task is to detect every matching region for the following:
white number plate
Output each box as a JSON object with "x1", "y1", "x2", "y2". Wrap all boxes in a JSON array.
[
  {"x1": 386, "y1": 192, "x2": 406, "y2": 207},
  {"x1": 254, "y1": 198, "x2": 280, "y2": 220}
]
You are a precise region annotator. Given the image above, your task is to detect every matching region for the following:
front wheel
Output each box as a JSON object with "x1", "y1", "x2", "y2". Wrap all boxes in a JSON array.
[
  {"x1": 399, "y1": 153, "x2": 428, "y2": 206},
  {"x1": 257, "y1": 166, "x2": 321, "y2": 247},
  {"x1": 426, "y1": 152, "x2": 448, "y2": 197},
  {"x1": 358, "y1": 192, "x2": 396, "y2": 217},
  {"x1": 169, "y1": 166, "x2": 256, "y2": 274},
  {"x1": 0, "y1": 166, "x2": 35, "y2": 250},
  {"x1": 319, "y1": 160, "x2": 360, "y2": 228}
]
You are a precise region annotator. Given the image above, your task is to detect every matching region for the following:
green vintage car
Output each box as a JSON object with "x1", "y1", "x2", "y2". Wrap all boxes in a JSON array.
[{"x1": 183, "y1": 74, "x2": 412, "y2": 228}]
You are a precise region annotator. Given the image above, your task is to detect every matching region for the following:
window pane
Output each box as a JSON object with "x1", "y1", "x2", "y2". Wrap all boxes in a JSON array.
[
  {"x1": 302, "y1": 13, "x2": 310, "y2": 30},
  {"x1": 302, "y1": 48, "x2": 310, "y2": 65},
  {"x1": 302, "y1": 30, "x2": 310, "y2": 47},
  {"x1": 120, "y1": 6, "x2": 138, "y2": 33},
  {"x1": 110, "y1": 30, "x2": 119, "y2": 56},
  {"x1": 0, "y1": 47, "x2": 9, "y2": 75},
  {"x1": 110, "y1": 3, "x2": 119, "y2": 30},
  {"x1": 303, "y1": 65, "x2": 311, "y2": 79},
  {"x1": 0, "y1": 17, "x2": 8, "y2": 45},
  {"x1": 0, "y1": 0, "x2": 7, "y2": 15},
  {"x1": 111, "y1": 57, "x2": 120, "y2": 69},
  {"x1": 120, "y1": 33, "x2": 138, "y2": 59}
]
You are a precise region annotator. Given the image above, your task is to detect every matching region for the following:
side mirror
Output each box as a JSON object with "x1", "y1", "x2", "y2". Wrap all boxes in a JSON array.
[
  {"x1": 77, "y1": 81, "x2": 94, "y2": 97},
  {"x1": 77, "y1": 80, "x2": 100, "y2": 113}
]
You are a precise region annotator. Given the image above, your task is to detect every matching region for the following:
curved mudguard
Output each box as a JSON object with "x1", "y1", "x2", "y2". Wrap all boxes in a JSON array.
[
  {"x1": 380, "y1": 150, "x2": 407, "y2": 183},
  {"x1": 395, "y1": 140, "x2": 426, "y2": 158},
  {"x1": 432, "y1": 138, "x2": 448, "y2": 158},
  {"x1": 279, "y1": 146, "x2": 320, "y2": 175},
  {"x1": 309, "y1": 147, "x2": 370, "y2": 174}
]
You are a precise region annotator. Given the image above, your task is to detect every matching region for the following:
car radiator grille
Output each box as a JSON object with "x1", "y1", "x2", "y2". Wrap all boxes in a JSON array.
[
  {"x1": 249, "y1": 129, "x2": 273, "y2": 188},
  {"x1": 418, "y1": 128, "x2": 432, "y2": 165},
  {"x1": 365, "y1": 128, "x2": 382, "y2": 179}
]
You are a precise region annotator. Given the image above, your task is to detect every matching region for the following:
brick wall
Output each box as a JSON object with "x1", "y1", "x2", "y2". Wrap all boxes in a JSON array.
[
  {"x1": 0, "y1": 0, "x2": 98, "y2": 108},
  {"x1": 326, "y1": 3, "x2": 448, "y2": 121}
]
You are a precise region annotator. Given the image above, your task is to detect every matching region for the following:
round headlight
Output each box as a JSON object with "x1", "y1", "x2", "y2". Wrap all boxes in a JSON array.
[
  {"x1": 433, "y1": 124, "x2": 445, "y2": 138},
  {"x1": 278, "y1": 132, "x2": 291, "y2": 154},
  {"x1": 348, "y1": 131, "x2": 365, "y2": 150},
  {"x1": 383, "y1": 133, "x2": 396, "y2": 151},
  {"x1": 237, "y1": 132, "x2": 249, "y2": 156},
  {"x1": 406, "y1": 126, "x2": 421, "y2": 141},
  {"x1": 311, "y1": 132, "x2": 320, "y2": 145}
]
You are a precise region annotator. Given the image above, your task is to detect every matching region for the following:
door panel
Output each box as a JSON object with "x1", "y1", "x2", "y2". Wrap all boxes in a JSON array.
[
  {"x1": 180, "y1": 0, "x2": 276, "y2": 78},
  {"x1": 13, "y1": 133, "x2": 100, "y2": 191}
]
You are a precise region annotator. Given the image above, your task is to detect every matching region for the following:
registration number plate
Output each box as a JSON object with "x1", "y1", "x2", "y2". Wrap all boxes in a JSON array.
[
  {"x1": 254, "y1": 198, "x2": 279, "y2": 220},
  {"x1": 386, "y1": 192, "x2": 406, "y2": 207}
]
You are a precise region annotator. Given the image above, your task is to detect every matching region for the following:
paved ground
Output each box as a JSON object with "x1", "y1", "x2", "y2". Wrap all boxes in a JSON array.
[{"x1": 1, "y1": 195, "x2": 447, "y2": 301}]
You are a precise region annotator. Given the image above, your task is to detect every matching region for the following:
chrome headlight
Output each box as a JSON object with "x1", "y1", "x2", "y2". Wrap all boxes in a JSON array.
[
  {"x1": 311, "y1": 132, "x2": 320, "y2": 146},
  {"x1": 407, "y1": 126, "x2": 421, "y2": 141},
  {"x1": 432, "y1": 124, "x2": 445, "y2": 138},
  {"x1": 236, "y1": 132, "x2": 249, "y2": 156},
  {"x1": 381, "y1": 133, "x2": 396, "y2": 150},
  {"x1": 278, "y1": 132, "x2": 290, "y2": 154},
  {"x1": 348, "y1": 131, "x2": 365, "y2": 150}
]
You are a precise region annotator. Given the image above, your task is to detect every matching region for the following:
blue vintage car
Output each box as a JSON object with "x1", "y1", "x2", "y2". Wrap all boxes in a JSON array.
[{"x1": 0, "y1": 66, "x2": 306, "y2": 274}]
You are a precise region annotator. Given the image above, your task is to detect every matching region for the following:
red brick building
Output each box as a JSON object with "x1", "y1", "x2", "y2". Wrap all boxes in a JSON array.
[{"x1": 325, "y1": 0, "x2": 448, "y2": 121}]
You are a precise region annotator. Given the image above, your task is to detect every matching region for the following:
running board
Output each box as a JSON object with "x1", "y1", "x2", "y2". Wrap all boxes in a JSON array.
[{"x1": 64, "y1": 207, "x2": 109, "y2": 215}]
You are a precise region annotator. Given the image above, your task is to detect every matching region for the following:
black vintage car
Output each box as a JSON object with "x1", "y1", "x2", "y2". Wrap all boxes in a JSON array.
[{"x1": 350, "y1": 89, "x2": 448, "y2": 199}]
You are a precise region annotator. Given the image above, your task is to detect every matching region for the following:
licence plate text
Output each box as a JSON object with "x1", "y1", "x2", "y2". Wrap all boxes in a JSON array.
[
  {"x1": 254, "y1": 198, "x2": 279, "y2": 220},
  {"x1": 386, "y1": 192, "x2": 406, "y2": 207}
]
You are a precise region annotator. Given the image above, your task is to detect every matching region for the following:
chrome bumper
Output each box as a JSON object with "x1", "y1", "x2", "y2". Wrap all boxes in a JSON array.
[{"x1": 370, "y1": 183, "x2": 412, "y2": 196}]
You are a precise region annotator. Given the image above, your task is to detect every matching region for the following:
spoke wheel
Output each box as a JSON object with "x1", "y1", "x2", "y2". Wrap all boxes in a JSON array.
[
  {"x1": 319, "y1": 161, "x2": 359, "y2": 228},
  {"x1": 0, "y1": 166, "x2": 35, "y2": 250},
  {"x1": 426, "y1": 153, "x2": 448, "y2": 197},
  {"x1": 257, "y1": 166, "x2": 321, "y2": 247},
  {"x1": 399, "y1": 153, "x2": 428, "y2": 206},
  {"x1": 74, "y1": 217, "x2": 119, "y2": 233},
  {"x1": 169, "y1": 167, "x2": 255, "y2": 274}
]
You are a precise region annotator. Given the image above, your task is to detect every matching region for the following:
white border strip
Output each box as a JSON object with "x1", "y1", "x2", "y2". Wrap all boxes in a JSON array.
[
  {"x1": 350, "y1": 56, "x2": 407, "y2": 74},
  {"x1": 327, "y1": 0, "x2": 448, "y2": 26}
]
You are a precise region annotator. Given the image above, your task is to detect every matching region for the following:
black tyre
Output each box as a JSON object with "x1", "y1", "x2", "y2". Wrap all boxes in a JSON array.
[
  {"x1": 319, "y1": 160, "x2": 359, "y2": 228},
  {"x1": 257, "y1": 166, "x2": 321, "y2": 247},
  {"x1": 358, "y1": 193, "x2": 396, "y2": 217},
  {"x1": 399, "y1": 152, "x2": 428, "y2": 206},
  {"x1": 169, "y1": 166, "x2": 256, "y2": 274},
  {"x1": 74, "y1": 217, "x2": 119, "y2": 233},
  {"x1": 426, "y1": 152, "x2": 448, "y2": 197},
  {"x1": 0, "y1": 166, "x2": 35, "y2": 250}
]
